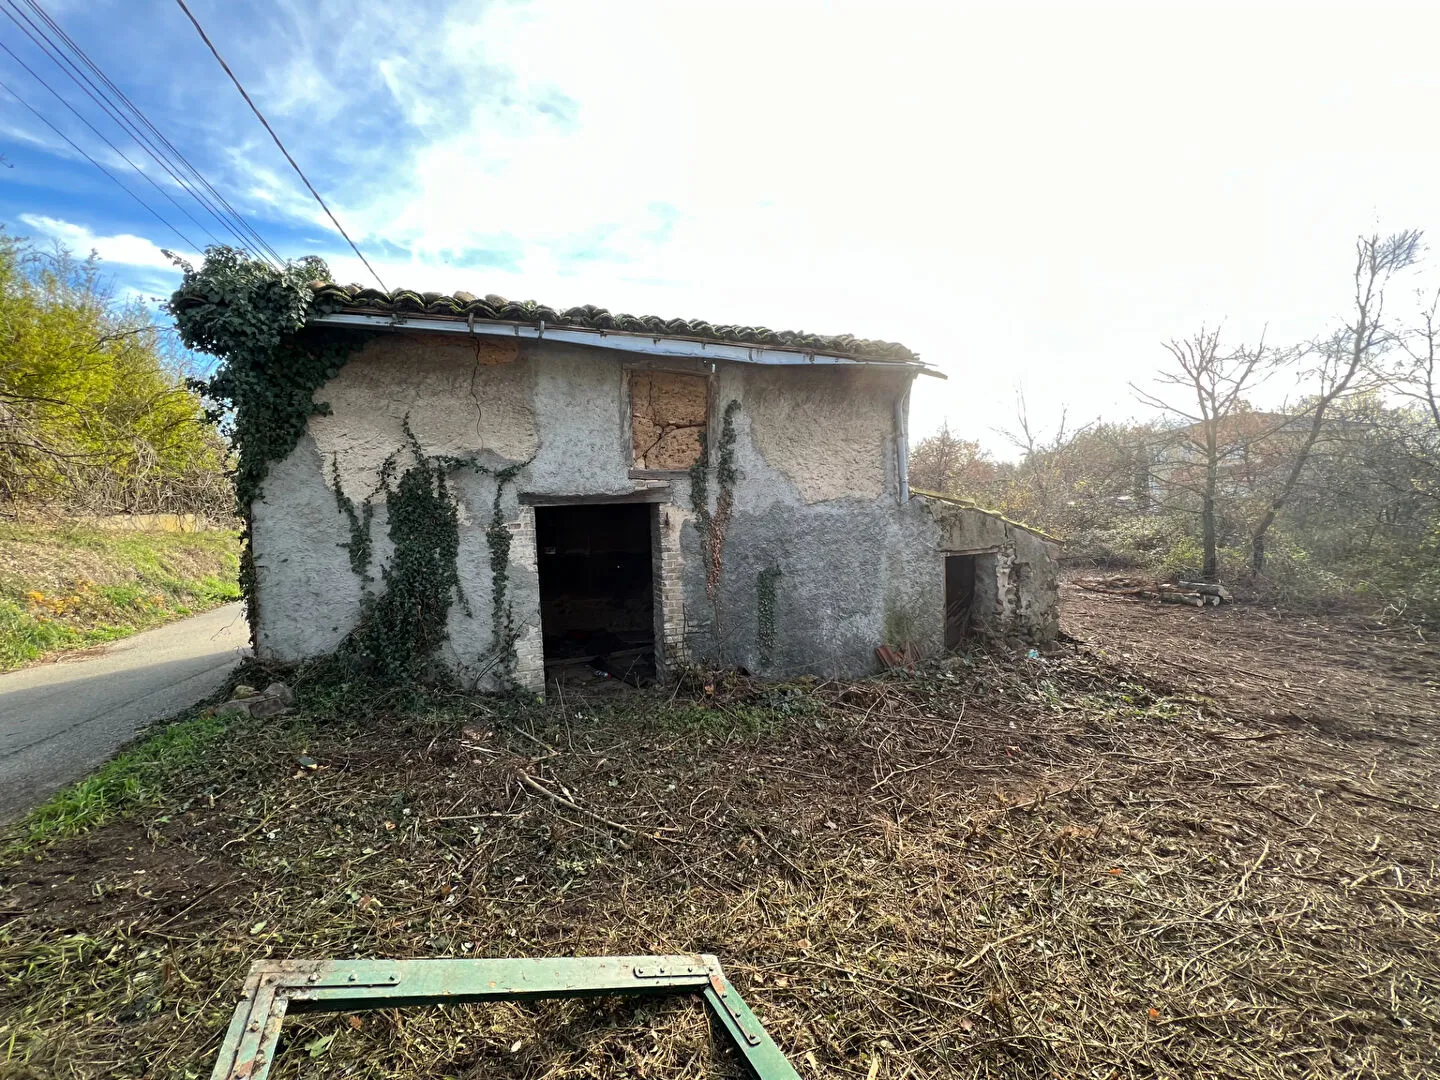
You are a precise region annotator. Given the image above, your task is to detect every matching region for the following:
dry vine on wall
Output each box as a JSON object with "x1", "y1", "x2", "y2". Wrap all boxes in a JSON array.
[{"x1": 689, "y1": 399, "x2": 741, "y2": 648}]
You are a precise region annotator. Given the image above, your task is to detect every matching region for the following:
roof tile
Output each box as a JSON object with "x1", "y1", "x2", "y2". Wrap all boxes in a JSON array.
[{"x1": 308, "y1": 282, "x2": 920, "y2": 364}]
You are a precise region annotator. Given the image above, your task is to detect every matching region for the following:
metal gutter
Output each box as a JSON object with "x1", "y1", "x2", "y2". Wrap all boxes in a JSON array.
[{"x1": 309, "y1": 311, "x2": 947, "y2": 378}]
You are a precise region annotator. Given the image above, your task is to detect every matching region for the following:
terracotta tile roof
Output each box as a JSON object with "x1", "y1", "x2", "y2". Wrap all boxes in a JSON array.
[{"x1": 308, "y1": 282, "x2": 921, "y2": 365}]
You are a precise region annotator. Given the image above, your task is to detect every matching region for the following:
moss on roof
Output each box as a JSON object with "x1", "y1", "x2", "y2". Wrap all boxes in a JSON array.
[
  {"x1": 909, "y1": 487, "x2": 1064, "y2": 544},
  {"x1": 308, "y1": 282, "x2": 921, "y2": 365}
]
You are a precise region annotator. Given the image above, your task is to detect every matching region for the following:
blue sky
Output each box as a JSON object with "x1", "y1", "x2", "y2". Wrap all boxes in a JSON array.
[{"x1": 3, "y1": 0, "x2": 1439, "y2": 451}]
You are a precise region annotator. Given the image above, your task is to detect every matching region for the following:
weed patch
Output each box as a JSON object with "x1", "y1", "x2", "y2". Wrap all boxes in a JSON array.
[{"x1": 10, "y1": 711, "x2": 236, "y2": 848}]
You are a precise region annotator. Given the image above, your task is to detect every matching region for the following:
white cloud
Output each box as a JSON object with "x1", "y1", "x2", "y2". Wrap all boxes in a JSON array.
[
  {"x1": 62, "y1": 0, "x2": 1440, "y2": 452},
  {"x1": 18, "y1": 214, "x2": 197, "y2": 271}
]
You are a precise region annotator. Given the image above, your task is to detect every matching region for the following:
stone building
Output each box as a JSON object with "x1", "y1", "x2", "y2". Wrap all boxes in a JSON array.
[{"x1": 249, "y1": 284, "x2": 1059, "y2": 691}]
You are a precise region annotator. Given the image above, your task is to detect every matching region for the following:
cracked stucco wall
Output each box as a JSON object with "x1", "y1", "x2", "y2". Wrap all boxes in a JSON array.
[
  {"x1": 250, "y1": 330, "x2": 1057, "y2": 687},
  {"x1": 744, "y1": 367, "x2": 895, "y2": 504},
  {"x1": 311, "y1": 333, "x2": 537, "y2": 499}
]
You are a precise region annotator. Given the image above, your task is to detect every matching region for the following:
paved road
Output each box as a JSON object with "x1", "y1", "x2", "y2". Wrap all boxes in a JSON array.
[{"x1": 0, "y1": 603, "x2": 250, "y2": 823}]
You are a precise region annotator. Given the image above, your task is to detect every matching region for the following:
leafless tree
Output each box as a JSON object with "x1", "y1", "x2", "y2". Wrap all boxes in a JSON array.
[
  {"x1": 1133, "y1": 327, "x2": 1274, "y2": 581},
  {"x1": 1247, "y1": 230, "x2": 1421, "y2": 573},
  {"x1": 1397, "y1": 285, "x2": 1440, "y2": 435}
]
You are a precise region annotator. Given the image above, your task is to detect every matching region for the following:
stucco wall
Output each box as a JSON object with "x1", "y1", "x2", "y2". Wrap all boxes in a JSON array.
[
  {"x1": 674, "y1": 362, "x2": 945, "y2": 676},
  {"x1": 744, "y1": 367, "x2": 897, "y2": 504},
  {"x1": 920, "y1": 499, "x2": 1062, "y2": 643},
  {"x1": 249, "y1": 329, "x2": 1058, "y2": 689}
]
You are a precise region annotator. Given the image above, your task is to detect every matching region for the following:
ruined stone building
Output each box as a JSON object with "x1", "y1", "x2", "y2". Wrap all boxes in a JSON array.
[{"x1": 249, "y1": 284, "x2": 1060, "y2": 691}]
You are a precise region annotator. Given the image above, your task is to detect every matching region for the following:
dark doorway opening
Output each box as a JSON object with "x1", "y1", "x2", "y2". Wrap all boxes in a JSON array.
[
  {"x1": 535, "y1": 503, "x2": 655, "y2": 683},
  {"x1": 945, "y1": 554, "x2": 977, "y2": 651}
]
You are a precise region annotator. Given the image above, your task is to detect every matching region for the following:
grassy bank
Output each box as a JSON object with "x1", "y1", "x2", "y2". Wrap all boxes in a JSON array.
[{"x1": 0, "y1": 521, "x2": 240, "y2": 671}]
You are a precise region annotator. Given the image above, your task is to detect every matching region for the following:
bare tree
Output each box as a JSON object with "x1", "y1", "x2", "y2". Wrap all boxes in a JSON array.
[
  {"x1": 1133, "y1": 327, "x2": 1272, "y2": 581},
  {"x1": 1397, "y1": 285, "x2": 1440, "y2": 435},
  {"x1": 1247, "y1": 231, "x2": 1421, "y2": 573}
]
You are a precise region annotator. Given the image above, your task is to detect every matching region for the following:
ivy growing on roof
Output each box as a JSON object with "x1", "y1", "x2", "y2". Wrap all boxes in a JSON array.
[
  {"x1": 168, "y1": 247, "x2": 365, "y2": 508},
  {"x1": 168, "y1": 247, "x2": 532, "y2": 685}
]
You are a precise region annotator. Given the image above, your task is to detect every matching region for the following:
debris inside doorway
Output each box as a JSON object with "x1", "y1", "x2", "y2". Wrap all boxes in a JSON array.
[{"x1": 535, "y1": 503, "x2": 656, "y2": 686}]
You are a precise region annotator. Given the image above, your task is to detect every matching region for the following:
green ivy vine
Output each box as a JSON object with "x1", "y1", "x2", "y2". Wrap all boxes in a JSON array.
[
  {"x1": 348, "y1": 433, "x2": 463, "y2": 683},
  {"x1": 168, "y1": 247, "x2": 532, "y2": 685},
  {"x1": 169, "y1": 247, "x2": 371, "y2": 640},
  {"x1": 168, "y1": 247, "x2": 366, "y2": 507},
  {"x1": 757, "y1": 563, "x2": 782, "y2": 668},
  {"x1": 690, "y1": 399, "x2": 740, "y2": 603},
  {"x1": 328, "y1": 423, "x2": 534, "y2": 685},
  {"x1": 332, "y1": 453, "x2": 379, "y2": 579}
]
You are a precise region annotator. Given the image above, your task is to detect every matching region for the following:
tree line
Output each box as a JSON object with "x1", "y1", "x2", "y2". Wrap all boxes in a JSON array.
[
  {"x1": 0, "y1": 228, "x2": 229, "y2": 519},
  {"x1": 911, "y1": 230, "x2": 1440, "y2": 624}
]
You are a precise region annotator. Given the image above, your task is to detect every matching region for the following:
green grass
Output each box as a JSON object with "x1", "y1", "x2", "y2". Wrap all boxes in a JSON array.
[
  {"x1": 9, "y1": 709, "x2": 239, "y2": 849},
  {"x1": 0, "y1": 523, "x2": 240, "y2": 671}
]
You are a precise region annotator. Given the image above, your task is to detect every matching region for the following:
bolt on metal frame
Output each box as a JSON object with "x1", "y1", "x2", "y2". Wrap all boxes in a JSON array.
[{"x1": 211, "y1": 954, "x2": 802, "y2": 1080}]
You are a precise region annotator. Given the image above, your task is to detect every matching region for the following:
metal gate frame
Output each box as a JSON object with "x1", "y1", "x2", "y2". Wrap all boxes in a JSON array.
[{"x1": 210, "y1": 954, "x2": 801, "y2": 1080}]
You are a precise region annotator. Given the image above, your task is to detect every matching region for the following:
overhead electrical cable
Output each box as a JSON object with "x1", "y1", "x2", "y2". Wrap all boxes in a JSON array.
[
  {"x1": 14, "y1": 0, "x2": 285, "y2": 265},
  {"x1": 1, "y1": 0, "x2": 277, "y2": 262},
  {"x1": 0, "y1": 73, "x2": 201, "y2": 250},
  {"x1": 0, "y1": 36, "x2": 221, "y2": 252},
  {"x1": 174, "y1": 0, "x2": 388, "y2": 289}
]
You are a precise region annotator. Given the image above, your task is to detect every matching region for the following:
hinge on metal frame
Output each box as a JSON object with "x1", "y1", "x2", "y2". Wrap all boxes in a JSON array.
[
  {"x1": 632, "y1": 963, "x2": 708, "y2": 979},
  {"x1": 707, "y1": 971, "x2": 762, "y2": 1046}
]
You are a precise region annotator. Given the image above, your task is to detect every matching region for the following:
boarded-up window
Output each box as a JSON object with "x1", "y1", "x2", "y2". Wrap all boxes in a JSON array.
[{"x1": 630, "y1": 370, "x2": 708, "y2": 470}]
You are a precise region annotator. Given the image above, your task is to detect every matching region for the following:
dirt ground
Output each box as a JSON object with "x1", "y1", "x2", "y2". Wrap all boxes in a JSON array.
[{"x1": 1, "y1": 587, "x2": 1437, "y2": 1079}]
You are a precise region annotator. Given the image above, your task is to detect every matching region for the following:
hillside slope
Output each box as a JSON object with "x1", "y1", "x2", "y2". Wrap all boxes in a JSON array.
[{"x1": 0, "y1": 523, "x2": 240, "y2": 671}]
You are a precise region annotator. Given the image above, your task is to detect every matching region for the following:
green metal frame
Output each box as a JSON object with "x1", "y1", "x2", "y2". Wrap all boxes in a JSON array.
[{"x1": 210, "y1": 954, "x2": 801, "y2": 1080}]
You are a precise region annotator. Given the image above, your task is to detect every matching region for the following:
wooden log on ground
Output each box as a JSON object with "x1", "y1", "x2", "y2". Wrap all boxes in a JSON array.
[
  {"x1": 1160, "y1": 591, "x2": 1205, "y2": 607},
  {"x1": 1178, "y1": 580, "x2": 1234, "y2": 601}
]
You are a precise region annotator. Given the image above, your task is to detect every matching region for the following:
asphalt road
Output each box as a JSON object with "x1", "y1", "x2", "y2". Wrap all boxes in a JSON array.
[{"x1": 0, "y1": 602, "x2": 250, "y2": 823}]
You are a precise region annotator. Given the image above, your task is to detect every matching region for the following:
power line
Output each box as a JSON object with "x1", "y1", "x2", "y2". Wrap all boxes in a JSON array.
[
  {"x1": 174, "y1": 0, "x2": 387, "y2": 290},
  {"x1": 2, "y1": 0, "x2": 277, "y2": 263},
  {"x1": 0, "y1": 73, "x2": 201, "y2": 250},
  {"x1": 0, "y1": 36, "x2": 219, "y2": 251},
  {"x1": 13, "y1": 0, "x2": 285, "y2": 265}
]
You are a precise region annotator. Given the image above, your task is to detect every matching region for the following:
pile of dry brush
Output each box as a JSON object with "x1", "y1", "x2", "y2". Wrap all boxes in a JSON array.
[{"x1": 2, "y1": 595, "x2": 1437, "y2": 1079}]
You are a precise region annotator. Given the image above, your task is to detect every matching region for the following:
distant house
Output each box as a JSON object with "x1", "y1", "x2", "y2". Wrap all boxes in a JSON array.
[
  {"x1": 242, "y1": 284, "x2": 1060, "y2": 690},
  {"x1": 1144, "y1": 411, "x2": 1366, "y2": 508}
]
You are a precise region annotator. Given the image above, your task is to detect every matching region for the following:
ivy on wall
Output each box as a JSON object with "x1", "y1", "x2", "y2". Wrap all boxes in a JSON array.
[
  {"x1": 330, "y1": 423, "x2": 534, "y2": 685},
  {"x1": 169, "y1": 248, "x2": 365, "y2": 507},
  {"x1": 690, "y1": 399, "x2": 741, "y2": 646},
  {"x1": 757, "y1": 563, "x2": 782, "y2": 669},
  {"x1": 169, "y1": 247, "x2": 532, "y2": 684},
  {"x1": 690, "y1": 399, "x2": 740, "y2": 602},
  {"x1": 348, "y1": 433, "x2": 463, "y2": 683},
  {"x1": 170, "y1": 248, "x2": 369, "y2": 642},
  {"x1": 332, "y1": 453, "x2": 379, "y2": 579}
]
